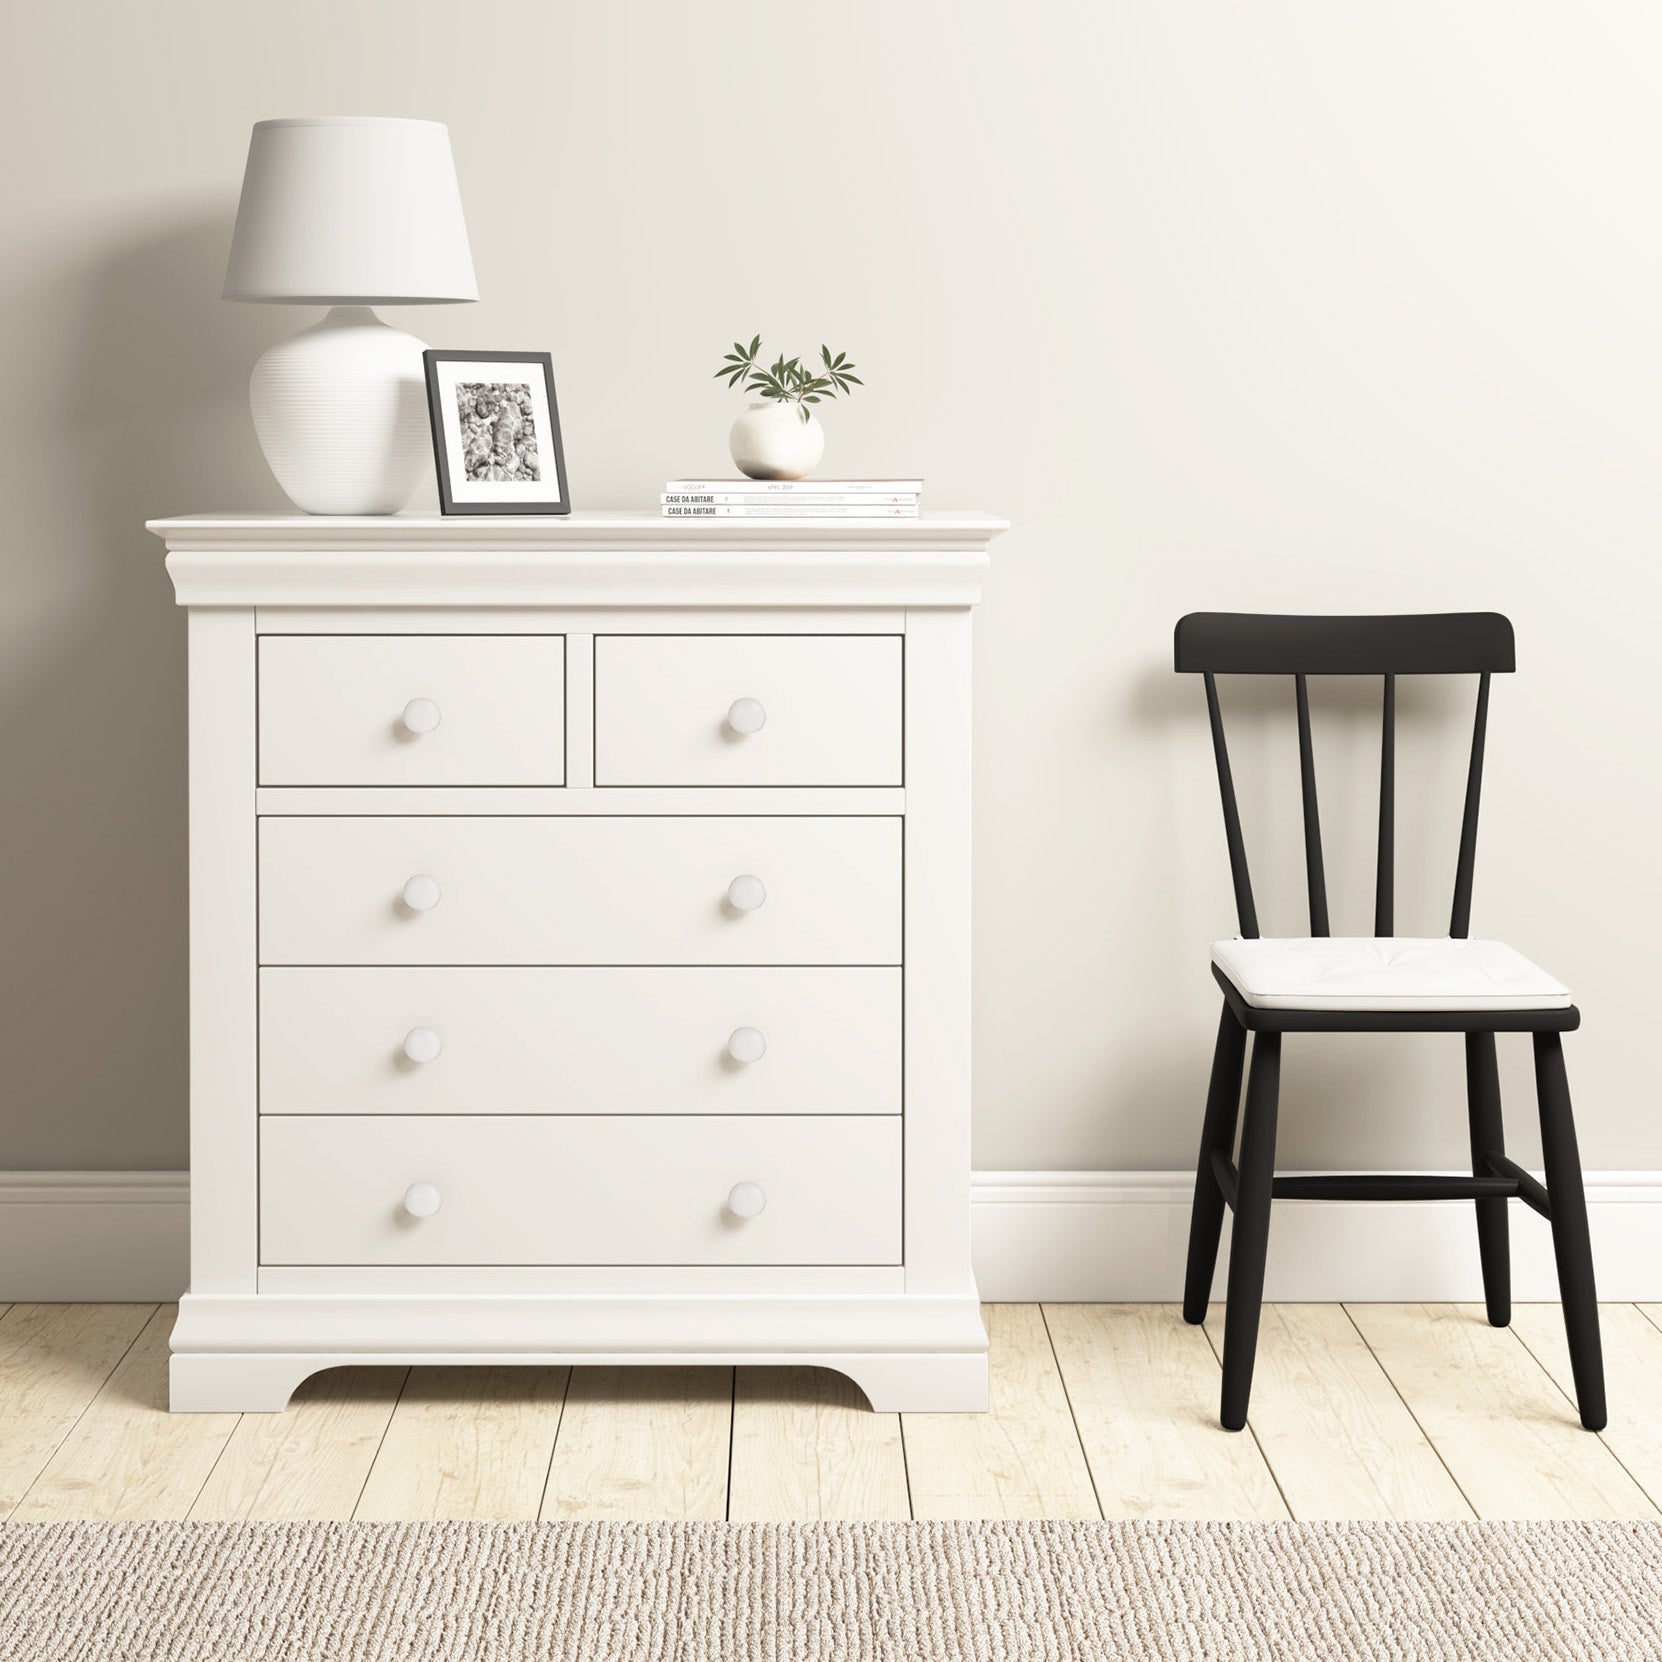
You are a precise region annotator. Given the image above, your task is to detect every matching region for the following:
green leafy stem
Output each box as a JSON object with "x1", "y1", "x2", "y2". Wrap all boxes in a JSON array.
[{"x1": 715, "y1": 335, "x2": 862, "y2": 423}]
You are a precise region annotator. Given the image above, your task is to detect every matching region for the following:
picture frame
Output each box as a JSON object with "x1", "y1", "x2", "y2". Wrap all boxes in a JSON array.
[{"x1": 422, "y1": 349, "x2": 571, "y2": 515}]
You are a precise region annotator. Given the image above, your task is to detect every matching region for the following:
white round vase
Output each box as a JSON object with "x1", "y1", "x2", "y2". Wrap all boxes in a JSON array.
[
  {"x1": 728, "y1": 401, "x2": 826, "y2": 481},
  {"x1": 249, "y1": 305, "x2": 431, "y2": 514}
]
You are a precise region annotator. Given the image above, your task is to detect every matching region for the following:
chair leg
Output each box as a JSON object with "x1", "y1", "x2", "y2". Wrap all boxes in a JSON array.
[
  {"x1": 1220, "y1": 1030, "x2": 1280, "y2": 1431},
  {"x1": 1464, "y1": 1031, "x2": 1510, "y2": 1327},
  {"x1": 1533, "y1": 1031, "x2": 1606, "y2": 1431},
  {"x1": 1183, "y1": 1002, "x2": 1249, "y2": 1324}
]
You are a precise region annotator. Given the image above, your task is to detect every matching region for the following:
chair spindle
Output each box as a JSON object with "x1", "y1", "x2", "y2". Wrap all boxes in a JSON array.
[
  {"x1": 1204, "y1": 672, "x2": 1259, "y2": 939},
  {"x1": 1375, "y1": 673, "x2": 1395, "y2": 936},
  {"x1": 1450, "y1": 671, "x2": 1491, "y2": 939},
  {"x1": 1294, "y1": 674, "x2": 1329, "y2": 936}
]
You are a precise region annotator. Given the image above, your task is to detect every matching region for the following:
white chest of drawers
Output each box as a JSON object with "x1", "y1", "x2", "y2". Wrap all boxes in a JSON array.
[{"x1": 149, "y1": 510, "x2": 1003, "y2": 1414}]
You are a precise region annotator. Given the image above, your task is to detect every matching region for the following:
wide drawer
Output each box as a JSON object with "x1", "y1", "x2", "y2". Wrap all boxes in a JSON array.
[
  {"x1": 259, "y1": 635, "x2": 565, "y2": 786},
  {"x1": 259, "y1": 1115, "x2": 901, "y2": 1265},
  {"x1": 260, "y1": 967, "x2": 901, "y2": 1114},
  {"x1": 594, "y1": 635, "x2": 902, "y2": 786},
  {"x1": 258, "y1": 816, "x2": 901, "y2": 966}
]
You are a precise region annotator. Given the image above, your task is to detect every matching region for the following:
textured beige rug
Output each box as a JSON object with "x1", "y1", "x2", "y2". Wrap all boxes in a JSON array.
[{"x1": 1, "y1": 1519, "x2": 1658, "y2": 1660}]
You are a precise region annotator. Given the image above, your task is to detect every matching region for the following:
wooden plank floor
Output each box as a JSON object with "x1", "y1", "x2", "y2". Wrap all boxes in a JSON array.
[{"x1": 2, "y1": 1302, "x2": 1657, "y2": 1522}]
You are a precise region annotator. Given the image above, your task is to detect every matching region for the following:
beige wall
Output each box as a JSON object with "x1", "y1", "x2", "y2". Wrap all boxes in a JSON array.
[{"x1": 2, "y1": 1, "x2": 1656, "y2": 1172}]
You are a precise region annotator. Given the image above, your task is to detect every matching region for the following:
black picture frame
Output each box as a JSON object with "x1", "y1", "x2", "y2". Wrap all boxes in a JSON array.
[{"x1": 422, "y1": 349, "x2": 571, "y2": 515}]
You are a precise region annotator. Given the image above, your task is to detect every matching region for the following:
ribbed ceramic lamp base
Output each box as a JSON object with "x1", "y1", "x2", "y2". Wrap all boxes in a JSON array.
[{"x1": 250, "y1": 306, "x2": 431, "y2": 515}]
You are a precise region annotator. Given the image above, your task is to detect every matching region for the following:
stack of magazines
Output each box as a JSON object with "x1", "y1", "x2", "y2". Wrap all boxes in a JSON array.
[{"x1": 661, "y1": 479, "x2": 922, "y2": 518}]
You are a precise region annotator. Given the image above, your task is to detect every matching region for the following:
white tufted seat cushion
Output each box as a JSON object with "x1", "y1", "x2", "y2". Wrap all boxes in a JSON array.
[{"x1": 1210, "y1": 936, "x2": 1572, "y2": 1012}]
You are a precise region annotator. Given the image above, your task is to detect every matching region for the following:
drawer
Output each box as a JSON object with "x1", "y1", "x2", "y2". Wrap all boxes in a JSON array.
[
  {"x1": 258, "y1": 816, "x2": 901, "y2": 966},
  {"x1": 594, "y1": 635, "x2": 901, "y2": 786},
  {"x1": 259, "y1": 1115, "x2": 901, "y2": 1265},
  {"x1": 261, "y1": 966, "x2": 901, "y2": 1114},
  {"x1": 259, "y1": 635, "x2": 565, "y2": 785}
]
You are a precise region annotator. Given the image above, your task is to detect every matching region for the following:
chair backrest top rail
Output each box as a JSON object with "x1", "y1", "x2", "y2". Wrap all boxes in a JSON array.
[{"x1": 1175, "y1": 612, "x2": 1515, "y2": 676}]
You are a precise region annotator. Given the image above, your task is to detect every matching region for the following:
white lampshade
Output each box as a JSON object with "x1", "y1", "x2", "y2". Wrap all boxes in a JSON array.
[{"x1": 224, "y1": 117, "x2": 477, "y2": 304}]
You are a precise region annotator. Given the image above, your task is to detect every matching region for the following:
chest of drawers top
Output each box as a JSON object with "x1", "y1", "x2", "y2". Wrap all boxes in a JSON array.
[{"x1": 148, "y1": 510, "x2": 1006, "y2": 609}]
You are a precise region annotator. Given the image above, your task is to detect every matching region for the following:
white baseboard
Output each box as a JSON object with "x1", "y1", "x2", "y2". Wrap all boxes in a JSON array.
[
  {"x1": 0, "y1": 1173, "x2": 190, "y2": 1301},
  {"x1": 972, "y1": 1170, "x2": 1662, "y2": 1302},
  {"x1": 3, "y1": 1169, "x2": 1660, "y2": 1304}
]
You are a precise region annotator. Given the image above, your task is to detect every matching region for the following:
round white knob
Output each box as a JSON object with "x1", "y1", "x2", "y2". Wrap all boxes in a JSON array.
[
  {"x1": 403, "y1": 1027, "x2": 443, "y2": 1064},
  {"x1": 727, "y1": 1181, "x2": 767, "y2": 1219},
  {"x1": 727, "y1": 874, "x2": 767, "y2": 912},
  {"x1": 727, "y1": 697, "x2": 767, "y2": 736},
  {"x1": 402, "y1": 874, "x2": 442, "y2": 912},
  {"x1": 727, "y1": 1026, "x2": 767, "y2": 1065},
  {"x1": 403, "y1": 1181, "x2": 443, "y2": 1219},
  {"x1": 401, "y1": 697, "x2": 442, "y2": 736}
]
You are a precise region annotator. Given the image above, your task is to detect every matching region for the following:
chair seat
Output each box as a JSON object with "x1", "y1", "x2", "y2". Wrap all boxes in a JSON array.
[{"x1": 1210, "y1": 936, "x2": 1572, "y2": 1012}]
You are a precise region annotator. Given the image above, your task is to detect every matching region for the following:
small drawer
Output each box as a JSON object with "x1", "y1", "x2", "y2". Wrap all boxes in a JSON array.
[
  {"x1": 260, "y1": 967, "x2": 901, "y2": 1114},
  {"x1": 259, "y1": 635, "x2": 565, "y2": 785},
  {"x1": 258, "y1": 816, "x2": 901, "y2": 967},
  {"x1": 259, "y1": 1115, "x2": 901, "y2": 1265},
  {"x1": 594, "y1": 635, "x2": 901, "y2": 786}
]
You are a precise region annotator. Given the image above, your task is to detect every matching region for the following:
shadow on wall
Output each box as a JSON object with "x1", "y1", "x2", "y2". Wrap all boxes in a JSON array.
[{"x1": 0, "y1": 210, "x2": 281, "y2": 1168}]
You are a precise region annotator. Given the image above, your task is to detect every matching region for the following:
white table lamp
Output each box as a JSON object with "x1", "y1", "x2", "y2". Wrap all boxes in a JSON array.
[{"x1": 224, "y1": 117, "x2": 477, "y2": 514}]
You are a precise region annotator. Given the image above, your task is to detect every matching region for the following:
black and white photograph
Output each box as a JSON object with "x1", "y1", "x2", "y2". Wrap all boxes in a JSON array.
[
  {"x1": 423, "y1": 349, "x2": 569, "y2": 513},
  {"x1": 457, "y1": 380, "x2": 541, "y2": 482}
]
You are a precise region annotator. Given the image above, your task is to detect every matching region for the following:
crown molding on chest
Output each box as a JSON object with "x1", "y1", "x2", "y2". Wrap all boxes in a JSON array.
[{"x1": 148, "y1": 512, "x2": 1007, "y2": 609}]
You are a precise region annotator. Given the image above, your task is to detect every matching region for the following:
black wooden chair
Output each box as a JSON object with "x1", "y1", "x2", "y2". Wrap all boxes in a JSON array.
[{"x1": 1175, "y1": 612, "x2": 1605, "y2": 1433}]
